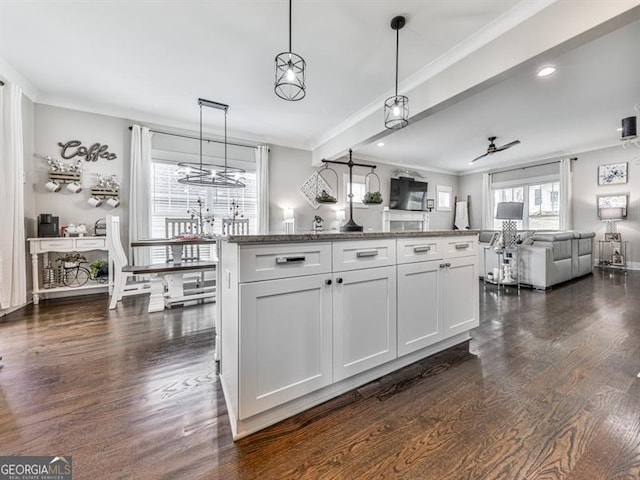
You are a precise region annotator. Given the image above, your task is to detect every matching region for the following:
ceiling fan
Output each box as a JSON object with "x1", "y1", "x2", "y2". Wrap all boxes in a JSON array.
[{"x1": 470, "y1": 136, "x2": 521, "y2": 164}]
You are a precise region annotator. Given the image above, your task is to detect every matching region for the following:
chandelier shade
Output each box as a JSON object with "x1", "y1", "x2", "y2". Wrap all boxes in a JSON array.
[
  {"x1": 384, "y1": 15, "x2": 409, "y2": 130},
  {"x1": 274, "y1": 0, "x2": 306, "y2": 101},
  {"x1": 177, "y1": 98, "x2": 246, "y2": 188},
  {"x1": 384, "y1": 95, "x2": 409, "y2": 130},
  {"x1": 275, "y1": 52, "x2": 306, "y2": 101}
]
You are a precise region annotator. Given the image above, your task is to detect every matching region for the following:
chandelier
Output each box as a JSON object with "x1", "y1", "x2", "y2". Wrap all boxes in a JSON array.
[
  {"x1": 178, "y1": 98, "x2": 245, "y2": 188},
  {"x1": 384, "y1": 16, "x2": 409, "y2": 130},
  {"x1": 274, "y1": 0, "x2": 306, "y2": 101}
]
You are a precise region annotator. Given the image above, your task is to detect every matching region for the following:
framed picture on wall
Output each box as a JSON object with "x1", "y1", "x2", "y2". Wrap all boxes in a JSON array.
[{"x1": 598, "y1": 162, "x2": 628, "y2": 185}]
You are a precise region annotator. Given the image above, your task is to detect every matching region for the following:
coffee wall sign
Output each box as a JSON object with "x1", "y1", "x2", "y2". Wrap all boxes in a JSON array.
[{"x1": 57, "y1": 140, "x2": 117, "y2": 162}]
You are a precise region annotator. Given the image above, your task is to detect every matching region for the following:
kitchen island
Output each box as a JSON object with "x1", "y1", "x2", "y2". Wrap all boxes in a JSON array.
[{"x1": 218, "y1": 230, "x2": 479, "y2": 439}]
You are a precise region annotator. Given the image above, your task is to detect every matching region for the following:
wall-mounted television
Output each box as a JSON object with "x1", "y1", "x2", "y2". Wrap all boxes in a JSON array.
[{"x1": 389, "y1": 177, "x2": 428, "y2": 211}]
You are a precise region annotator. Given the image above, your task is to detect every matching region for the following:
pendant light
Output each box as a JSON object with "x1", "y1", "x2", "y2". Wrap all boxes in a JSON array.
[
  {"x1": 384, "y1": 15, "x2": 409, "y2": 130},
  {"x1": 274, "y1": 0, "x2": 306, "y2": 101},
  {"x1": 178, "y1": 98, "x2": 245, "y2": 188}
]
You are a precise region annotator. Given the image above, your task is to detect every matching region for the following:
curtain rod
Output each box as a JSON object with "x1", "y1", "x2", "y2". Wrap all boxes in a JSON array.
[
  {"x1": 128, "y1": 126, "x2": 258, "y2": 150},
  {"x1": 491, "y1": 157, "x2": 577, "y2": 176}
]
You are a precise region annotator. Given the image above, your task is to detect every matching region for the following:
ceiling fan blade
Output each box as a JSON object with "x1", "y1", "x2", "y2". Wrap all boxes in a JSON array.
[
  {"x1": 470, "y1": 152, "x2": 489, "y2": 164},
  {"x1": 495, "y1": 140, "x2": 521, "y2": 151}
]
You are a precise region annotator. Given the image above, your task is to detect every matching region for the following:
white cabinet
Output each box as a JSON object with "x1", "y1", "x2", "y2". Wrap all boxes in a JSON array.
[
  {"x1": 239, "y1": 274, "x2": 333, "y2": 419},
  {"x1": 397, "y1": 260, "x2": 442, "y2": 356},
  {"x1": 220, "y1": 234, "x2": 478, "y2": 439},
  {"x1": 397, "y1": 236, "x2": 478, "y2": 356},
  {"x1": 441, "y1": 256, "x2": 478, "y2": 337},
  {"x1": 333, "y1": 266, "x2": 397, "y2": 381}
]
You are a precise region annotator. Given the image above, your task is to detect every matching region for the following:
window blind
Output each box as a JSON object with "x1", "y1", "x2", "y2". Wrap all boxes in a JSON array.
[{"x1": 150, "y1": 159, "x2": 257, "y2": 264}]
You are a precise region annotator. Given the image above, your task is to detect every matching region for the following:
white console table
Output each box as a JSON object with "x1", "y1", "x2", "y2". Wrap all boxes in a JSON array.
[{"x1": 28, "y1": 237, "x2": 111, "y2": 304}]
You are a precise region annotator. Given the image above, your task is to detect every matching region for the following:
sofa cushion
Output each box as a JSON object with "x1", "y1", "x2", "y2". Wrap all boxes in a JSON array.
[
  {"x1": 532, "y1": 232, "x2": 575, "y2": 242},
  {"x1": 573, "y1": 231, "x2": 596, "y2": 239},
  {"x1": 479, "y1": 231, "x2": 498, "y2": 244}
]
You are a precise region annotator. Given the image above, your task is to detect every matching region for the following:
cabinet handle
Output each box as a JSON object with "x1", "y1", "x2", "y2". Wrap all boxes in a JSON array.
[
  {"x1": 336, "y1": 277, "x2": 343, "y2": 284},
  {"x1": 439, "y1": 264, "x2": 446, "y2": 269},
  {"x1": 275, "y1": 256, "x2": 306, "y2": 264},
  {"x1": 454, "y1": 244, "x2": 469, "y2": 250},
  {"x1": 445, "y1": 262, "x2": 451, "y2": 267},
  {"x1": 325, "y1": 279, "x2": 332, "y2": 286},
  {"x1": 356, "y1": 250, "x2": 379, "y2": 258},
  {"x1": 413, "y1": 246, "x2": 431, "y2": 253}
]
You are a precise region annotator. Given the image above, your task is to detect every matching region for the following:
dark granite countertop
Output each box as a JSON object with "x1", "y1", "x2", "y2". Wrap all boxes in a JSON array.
[{"x1": 225, "y1": 230, "x2": 479, "y2": 244}]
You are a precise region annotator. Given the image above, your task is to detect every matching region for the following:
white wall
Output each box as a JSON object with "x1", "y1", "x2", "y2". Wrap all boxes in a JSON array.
[
  {"x1": 572, "y1": 145, "x2": 639, "y2": 265},
  {"x1": 33, "y1": 105, "x2": 129, "y2": 242},
  {"x1": 458, "y1": 144, "x2": 640, "y2": 266},
  {"x1": 268, "y1": 145, "x2": 459, "y2": 233},
  {"x1": 31, "y1": 105, "x2": 461, "y2": 244}
]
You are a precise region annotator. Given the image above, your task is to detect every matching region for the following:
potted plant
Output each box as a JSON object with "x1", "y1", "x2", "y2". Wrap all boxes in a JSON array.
[
  {"x1": 56, "y1": 253, "x2": 86, "y2": 268},
  {"x1": 363, "y1": 191, "x2": 383, "y2": 204},
  {"x1": 89, "y1": 259, "x2": 109, "y2": 281},
  {"x1": 316, "y1": 189, "x2": 337, "y2": 204}
]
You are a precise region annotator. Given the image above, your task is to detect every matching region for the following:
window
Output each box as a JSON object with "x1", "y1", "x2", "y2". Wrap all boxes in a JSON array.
[
  {"x1": 343, "y1": 174, "x2": 367, "y2": 208},
  {"x1": 150, "y1": 159, "x2": 257, "y2": 263},
  {"x1": 492, "y1": 181, "x2": 559, "y2": 230},
  {"x1": 527, "y1": 182, "x2": 559, "y2": 229}
]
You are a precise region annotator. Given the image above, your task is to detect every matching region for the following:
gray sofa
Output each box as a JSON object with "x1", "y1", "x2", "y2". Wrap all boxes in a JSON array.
[{"x1": 478, "y1": 230, "x2": 595, "y2": 290}]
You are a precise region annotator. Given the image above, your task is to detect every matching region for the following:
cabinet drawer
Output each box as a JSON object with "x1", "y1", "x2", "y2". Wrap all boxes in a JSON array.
[
  {"x1": 443, "y1": 236, "x2": 477, "y2": 259},
  {"x1": 38, "y1": 239, "x2": 74, "y2": 251},
  {"x1": 75, "y1": 238, "x2": 106, "y2": 249},
  {"x1": 396, "y1": 238, "x2": 442, "y2": 264},
  {"x1": 332, "y1": 239, "x2": 396, "y2": 272},
  {"x1": 239, "y1": 243, "x2": 331, "y2": 282}
]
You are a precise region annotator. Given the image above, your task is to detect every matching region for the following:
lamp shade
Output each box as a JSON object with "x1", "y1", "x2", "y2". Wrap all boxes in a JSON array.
[
  {"x1": 599, "y1": 207, "x2": 624, "y2": 220},
  {"x1": 495, "y1": 202, "x2": 524, "y2": 220},
  {"x1": 283, "y1": 207, "x2": 294, "y2": 220}
]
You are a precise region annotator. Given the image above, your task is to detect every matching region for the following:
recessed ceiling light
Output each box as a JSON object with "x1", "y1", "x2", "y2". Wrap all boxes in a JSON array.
[
  {"x1": 377, "y1": 142, "x2": 385, "y2": 147},
  {"x1": 536, "y1": 66, "x2": 556, "y2": 78}
]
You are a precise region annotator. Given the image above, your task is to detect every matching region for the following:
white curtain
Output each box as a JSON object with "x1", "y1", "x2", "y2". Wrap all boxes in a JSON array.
[
  {"x1": 481, "y1": 172, "x2": 493, "y2": 230},
  {"x1": 0, "y1": 82, "x2": 27, "y2": 309},
  {"x1": 129, "y1": 125, "x2": 153, "y2": 264},
  {"x1": 559, "y1": 157, "x2": 572, "y2": 230},
  {"x1": 255, "y1": 145, "x2": 269, "y2": 234}
]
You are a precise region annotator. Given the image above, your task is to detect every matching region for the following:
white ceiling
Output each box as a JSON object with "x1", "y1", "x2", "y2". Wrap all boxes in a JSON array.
[
  {"x1": 1, "y1": 1, "x2": 638, "y2": 174},
  {"x1": 357, "y1": 17, "x2": 640, "y2": 174}
]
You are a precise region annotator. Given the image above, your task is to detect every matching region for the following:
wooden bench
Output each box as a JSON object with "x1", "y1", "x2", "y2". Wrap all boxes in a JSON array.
[
  {"x1": 125, "y1": 261, "x2": 217, "y2": 311},
  {"x1": 123, "y1": 261, "x2": 217, "y2": 275}
]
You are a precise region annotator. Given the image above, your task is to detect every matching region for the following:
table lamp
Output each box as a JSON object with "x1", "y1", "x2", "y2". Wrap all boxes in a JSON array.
[
  {"x1": 599, "y1": 207, "x2": 624, "y2": 239},
  {"x1": 496, "y1": 202, "x2": 524, "y2": 248}
]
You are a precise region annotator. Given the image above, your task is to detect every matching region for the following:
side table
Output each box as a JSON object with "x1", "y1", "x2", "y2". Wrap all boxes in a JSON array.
[
  {"x1": 597, "y1": 240, "x2": 628, "y2": 273},
  {"x1": 483, "y1": 246, "x2": 520, "y2": 292}
]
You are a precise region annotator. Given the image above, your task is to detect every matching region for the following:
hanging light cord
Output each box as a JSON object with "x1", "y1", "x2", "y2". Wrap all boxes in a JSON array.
[
  {"x1": 199, "y1": 103, "x2": 203, "y2": 170},
  {"x1": 289, "y1": 0, "x2": 292, "y2": 53},
  {"x1": 224, "y1": 107, "x2": 228, "y2": 171},
  {"x1": 395, "y1": 26, "x2": 399, "y2": 97}
]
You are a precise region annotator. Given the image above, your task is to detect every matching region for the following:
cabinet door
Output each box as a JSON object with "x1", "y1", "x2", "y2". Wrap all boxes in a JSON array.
[
  {"x1": 442, "y1": 257, "x2": 479, "y2": 337},
  {"x1": 333, "y1": 266, "x2": 397, "y2": 382},
  {"x1": 239, "y1": 274, "x2": 333, "y2": 419},
  {"x1": 397, "y1": 261, "x2": 442, "y2": 356}
]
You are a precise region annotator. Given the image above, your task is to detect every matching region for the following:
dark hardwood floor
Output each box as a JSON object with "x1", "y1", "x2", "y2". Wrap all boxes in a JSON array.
[{"x1": 1, "y1": 271, "x2": 638, "y2": 479}]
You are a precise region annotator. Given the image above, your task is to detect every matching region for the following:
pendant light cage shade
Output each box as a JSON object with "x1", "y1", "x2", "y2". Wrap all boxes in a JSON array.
[
  {"x1": 177, "y1": 98, "x2": 246, "y2": 188},
  {"x1": 275, "y1": 52, "x2": 307, "y2": 101},
  {"x1": 384, "y1": 95, "x2": 409, "y2": 129}
]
